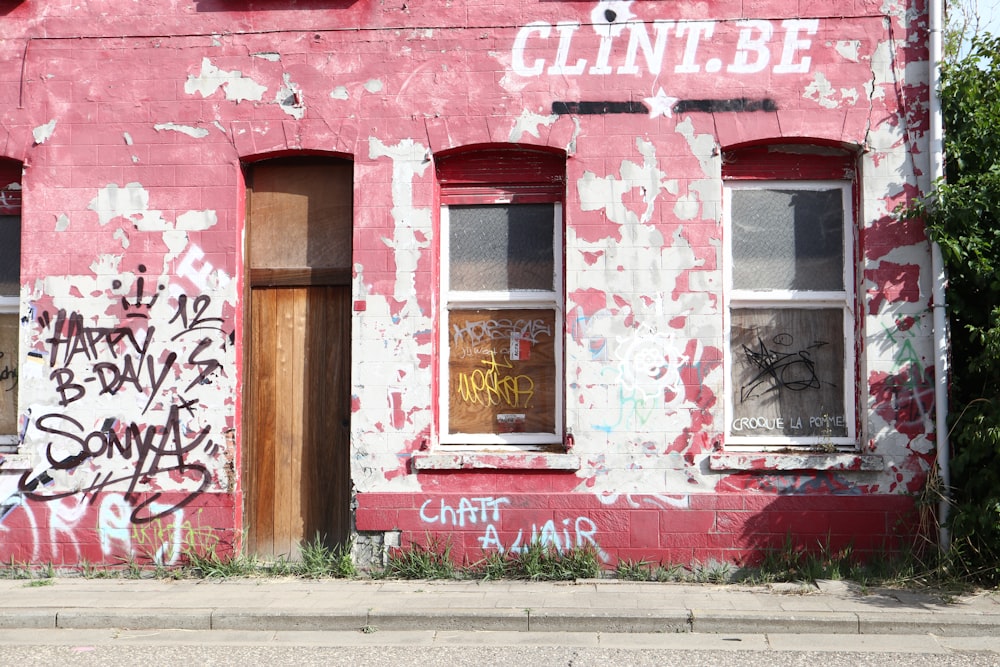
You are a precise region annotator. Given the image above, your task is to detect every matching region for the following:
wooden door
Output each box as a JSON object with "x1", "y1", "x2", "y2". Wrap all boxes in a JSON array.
[{"x1": 243, "y1": 159, "x2": 353, "y2": 559}]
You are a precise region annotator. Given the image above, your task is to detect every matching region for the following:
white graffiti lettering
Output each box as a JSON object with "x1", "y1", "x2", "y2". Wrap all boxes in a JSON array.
[
  {"x1": 452, "y1": 317, "x2": 552, "y2": 347},
  {"x1": 730, "y1": 415, "x2": 845, "y2": 431},
  {"x1": 419, "y1": 496, "x2": 609, "y2": 562},
  {"x1": 419, "y1": 496, "x2": 511, "y2": 527},
  {"x1": 511, "y1": 18, "x2": 819, "y2": 78}
]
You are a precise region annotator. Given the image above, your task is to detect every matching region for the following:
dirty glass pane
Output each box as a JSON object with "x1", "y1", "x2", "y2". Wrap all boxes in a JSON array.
[
  {"x1": 449, "y1": 204, "x2": 554, "y2": 292},
  {"x1": 730, "y1": 307, "x2": 846, "y2": 438},
  {"x1": 0, "y1": 216, "x2": 20, "y2": 297},
  {"x1": 0, "y1": 314, "x2": 17, "y2": 437},
  {"x1": 732, "y1": 188, "x2": 844, "y2": 291}
]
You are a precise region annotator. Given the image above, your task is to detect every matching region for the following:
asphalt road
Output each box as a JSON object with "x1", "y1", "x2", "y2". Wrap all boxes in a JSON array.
[{"x1": 1, "y1": 629, "x2": 998, "y2": 667}]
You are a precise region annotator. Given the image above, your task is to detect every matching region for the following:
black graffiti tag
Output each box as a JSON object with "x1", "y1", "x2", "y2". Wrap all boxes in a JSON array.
[
  {"x1": 0, "y1": 351, "x2": 16, "y2": 392},
  {"x1": 739, "y1": 335, "x2": 825, "y2": 403},
  {"x1": 21, "y1": 400, "x2": 212, "y2": 523}
]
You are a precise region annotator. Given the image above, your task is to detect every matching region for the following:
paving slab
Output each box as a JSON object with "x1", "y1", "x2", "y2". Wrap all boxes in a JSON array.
[{"x1": 0, "y1": 578, "x2": 997, "y2": 637}]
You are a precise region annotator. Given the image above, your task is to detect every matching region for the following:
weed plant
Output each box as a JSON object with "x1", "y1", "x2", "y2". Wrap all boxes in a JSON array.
[
  {"x1": 298, "y1": 533, "x2": 357, "y2": 579},
  {"x1": 471, "y1": 550, "x2": 512, "y2": 581},
  {"x1": 505, "y1": 542, "x2": 601, "y2": 580},
  {"x1": 186, "y1": 548, "x2": 261, "y2": 579},
  {"x1": 689, "y1": 560, "x2": 734, "y2": 584},
  {"x1": 380, "y1": 535, "x2": 456, "y2": 579},
  {"x1": 616, "y1": 558, "x2": 654, "y2": 581}
]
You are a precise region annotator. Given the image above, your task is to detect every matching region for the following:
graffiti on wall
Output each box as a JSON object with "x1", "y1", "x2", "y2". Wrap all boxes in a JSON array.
[
  {"x1": 511, "y1": 13, "x2": 821, "y2": 78},
  {"x1": 729, "y1": 308, "x2": 848, "y2": 438},
  {"x1": 0, "y1": 490, "x2": 222, "y2": 564},
  {"x1": 25, "y1": 277, "x2": 224, "y2": 518},
  {"x1": 585, "y1": 322, "x2": 716, "y2": 434},
  {"x1": 0, "y1": 247, "x2": 234, "y2": 561},
  {"x1": 870, "y1": 317, "x2": 934, "y2": 440},
  {"x1": 419, "y1": 496, "x2": 609, "y2": 561}
]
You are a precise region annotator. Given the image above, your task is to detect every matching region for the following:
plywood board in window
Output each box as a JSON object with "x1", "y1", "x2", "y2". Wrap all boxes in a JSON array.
[
  {"x1": 730, "y1": 308, "x2": 846, "y2": 438},
  {"x1": 448, "y1": 308, "x2": 557, "y2": 435},
  {"x1": 0, "y1": 314, "x2": 16, "y2": 435}
]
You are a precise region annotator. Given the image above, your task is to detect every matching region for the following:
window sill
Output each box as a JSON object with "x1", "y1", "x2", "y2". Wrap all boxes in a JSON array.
[
  {"x1": 412, "y1": 452, "x2": 581, "y2": 471},
  {"x1": 709, "y1": 452, "x2": 884, "y2": 472},
  {"x1": 0, "y1": 454, "x2": 31, "y2": 471}
]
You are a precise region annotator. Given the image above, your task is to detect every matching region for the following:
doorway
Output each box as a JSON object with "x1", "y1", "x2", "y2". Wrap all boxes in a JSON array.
[{"x1": 243, "y1": 158, "x2": 353, "y2": 559}]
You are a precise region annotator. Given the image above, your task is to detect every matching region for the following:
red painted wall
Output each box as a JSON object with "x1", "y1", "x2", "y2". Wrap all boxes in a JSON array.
[{"x1": 0, "y1": 0, "x2": 938, "y2": 567}]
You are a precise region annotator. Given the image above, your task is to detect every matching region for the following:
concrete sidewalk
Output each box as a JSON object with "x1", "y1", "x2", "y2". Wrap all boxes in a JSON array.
[{"x1": 0, "y1": 577, "x2": 997, "y2": 636}]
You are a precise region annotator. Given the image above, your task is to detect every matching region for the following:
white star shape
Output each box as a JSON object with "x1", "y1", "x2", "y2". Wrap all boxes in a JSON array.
[{"x1": 645, "y1": 88, "x2": 678, "y2": 119}]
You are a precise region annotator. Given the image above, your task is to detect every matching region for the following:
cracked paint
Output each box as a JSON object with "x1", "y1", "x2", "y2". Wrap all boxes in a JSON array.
[
  {"x1": 185, "y1": 57, "x2": 267, "y2": 102},
  {"x1": 0, "y1": 0, "x2": 939, "y2": 567},
  {"x1": 508, "y1": 109, "x2": 557, "y2": 142},
  {"x1": 804, "y1": 71, "x2": 840, "y2": 108},
  {"x1": 154, "y1": 123, "x2": 210, "y2": 139},
  {"x1": 276, "y1": 72, "x2": 305, "y2": 119},
  {"x1": 32, "y1": 120, "x2": 57, "y2": 145}
]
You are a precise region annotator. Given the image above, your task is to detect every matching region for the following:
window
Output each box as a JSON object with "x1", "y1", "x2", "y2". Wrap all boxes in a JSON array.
[
  {"x1": 723, "y1": 146, "x2": 856, "y2": 449},
  {"x1": 436, "y1": 148, "x2": 564, "y2": 447},
  {"x1": 0, "y1": 161, "x2": 21, "y2": 451}
]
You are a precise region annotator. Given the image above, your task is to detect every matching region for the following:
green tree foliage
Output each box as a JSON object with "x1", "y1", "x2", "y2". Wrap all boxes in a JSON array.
[{"x1": 915, "y1": 33, "x2": 1000, "y2": 581}]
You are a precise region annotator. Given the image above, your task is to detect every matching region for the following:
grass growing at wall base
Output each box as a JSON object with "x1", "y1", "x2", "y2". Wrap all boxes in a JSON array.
[
  {"x1": 186, "y1": 533, "x2": 357, "y2": 579},
  {"x1": 0, "y1": 513, "x2": 985, "y2": 591}
]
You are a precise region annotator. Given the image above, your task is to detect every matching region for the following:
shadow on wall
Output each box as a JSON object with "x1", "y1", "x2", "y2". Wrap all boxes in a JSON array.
[
  {"x1": 0, "y1": 2, "x2": 25, "y2": 17},
  {"x1": 194, "y1": 0, "x2": 359, "y2": 10},
  {"x1": 736, "y1": 488, "x2": 932, "y2": 568}
]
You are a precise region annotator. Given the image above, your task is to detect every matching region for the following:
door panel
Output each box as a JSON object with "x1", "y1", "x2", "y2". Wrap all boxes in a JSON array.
[
  {"x1": 246, "y1": 285, "x2": 351, "y2": 558},
  {"x1": 302, "y1": 286, "x2": 351, "y2": 546},
  {"x1": 244, "y1": 158, "x2": 353, "y2": 560}
]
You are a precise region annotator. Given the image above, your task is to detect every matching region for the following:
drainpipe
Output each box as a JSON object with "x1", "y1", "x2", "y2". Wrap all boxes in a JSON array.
[{"x1": 928, "y1": 0, "x2": 950, "y2": 551}]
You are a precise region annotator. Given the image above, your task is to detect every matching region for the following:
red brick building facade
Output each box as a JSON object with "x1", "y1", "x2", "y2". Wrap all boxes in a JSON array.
[{"x1": 0, "y1": 0, "x2": 943, "y2": 568}]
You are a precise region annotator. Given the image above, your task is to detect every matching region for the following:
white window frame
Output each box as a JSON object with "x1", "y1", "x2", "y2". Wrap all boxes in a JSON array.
[
  {"x1": 723, "y1": 180, "x2": 856, "y2": 450},
  {"x1": 439, "y1": 200, "x2": 564, "y2": 448}
]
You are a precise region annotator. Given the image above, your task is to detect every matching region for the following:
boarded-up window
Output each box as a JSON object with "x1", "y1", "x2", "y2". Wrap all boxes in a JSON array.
[
  {"x1": 247, "y1": 159, "x2": 353, "y2": 286},
  {"x1": 724, "y1": 159, "x2": 856, "y2": 448},
  {"x1": 0, "y1": 163, "x2": 21, "y2": 449},
  {"x1": 0, "y1": 215, "x2": 20, "y2": 296},
  {"x1": 448, "y1": 307, "x2": 558, "y2": 435},
  {"x1": 437, "y1": 148, "x2": 564, "y2": 446},
  {"x1": 730, "y1": 308, "x2": 847, "y2": 438},
  {"x1": 0, "y1": 315, "x2": 16, "y2": 440}
]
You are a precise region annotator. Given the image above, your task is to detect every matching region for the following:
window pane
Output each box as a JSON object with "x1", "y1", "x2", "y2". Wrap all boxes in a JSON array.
[
  {"x1": 448, "y1": 308, "x2": 557, "y2": 435},
  {"x1": 449, "y1": 204, "x2": 554, "y2": 292},
  {"x1": 732, "y1": 189, "x2": 844, "y2": 291},
  {"x1": 0, "y1": 314, "x2": 17, "y2": 436},
  {"x1": 0, "y1": 216, "x2": 20, "y2": 297},
  {"x1": 730, "y1": 308, "x2": 847, "y2": 438}
]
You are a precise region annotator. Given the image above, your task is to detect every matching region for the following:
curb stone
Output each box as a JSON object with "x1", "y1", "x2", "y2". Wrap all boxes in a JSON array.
[{"x1": 690, "y1": 610, "x2": 860, "y2": 635}]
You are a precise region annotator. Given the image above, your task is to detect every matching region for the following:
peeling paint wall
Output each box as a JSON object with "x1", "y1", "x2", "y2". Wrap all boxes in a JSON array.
[{"x1": 0, "y1": 0, "x2": 936, "y2": 566}]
